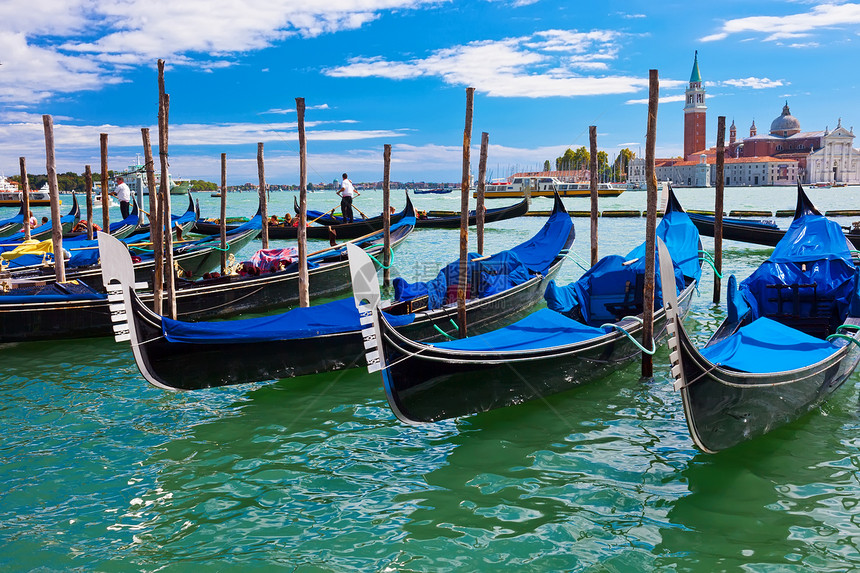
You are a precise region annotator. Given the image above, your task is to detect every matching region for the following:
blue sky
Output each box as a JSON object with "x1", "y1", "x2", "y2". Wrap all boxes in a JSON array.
[{"x1": 1, "y1": 0, "x2": 858, "y2": 184}]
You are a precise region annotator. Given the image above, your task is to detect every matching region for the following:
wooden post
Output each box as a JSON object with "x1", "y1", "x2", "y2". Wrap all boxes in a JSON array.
[
  {"x1": 476, "y1": 132, "x2": 489, "y2": 256},
  {"x1": 158, "y1": 60, "x2": 176, "y2": 319},
  {"x1": 258, "y1": 142, "x2": 268, "y2": 250},
  {"x1": 642, "y1": 69, "x2": 659, "y2": 378},
  {"x1": 220, "y1": 153, "x2": 227, "y2": 274},
  {"x1": 84, "y1": 165, "x2": 93, "y2": 240},
  {"x1": 382, "y1": 143, "x2": 392, "y2": 288},
  {"x1": 296, "y1": 97, "x2": 310, "y2": 308},
  {"x1": 100, "y1": 133, "x2": 109, "y2": 233},
  {"x1": 589, "y1": 125, "x2": 599, "y2": 266},
  {"x1": 19, "y1": 157, "x2": 31, "y2": 241},
  {"x1": 457, "y1": 87, "x2": 475, "y2": 338},
  {"x1": 714, "y1": 116, "x2": 726, "y2": 305},
  {"x1": 42, "y1": 115, "x2": 65, "y2": 282},
  {"x1": 142, "y1": 127, "x2": 162, "y2": 314}
]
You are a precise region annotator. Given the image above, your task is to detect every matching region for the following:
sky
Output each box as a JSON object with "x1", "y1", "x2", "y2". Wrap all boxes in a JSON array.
[{"x1": 1, "y1": 0, "x2": 859, "y2": 185}]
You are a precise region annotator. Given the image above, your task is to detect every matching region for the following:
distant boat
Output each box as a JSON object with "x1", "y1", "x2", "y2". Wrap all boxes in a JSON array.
[
  {"x1": 0, "y1": 175, "x2": 52, "y2": 206},
  {"x1": 476, "y1": 176, "x2": 625, "y2": 198},
  {"x1": 415, "y1": 188, "x2": 452, "y2": 195}
]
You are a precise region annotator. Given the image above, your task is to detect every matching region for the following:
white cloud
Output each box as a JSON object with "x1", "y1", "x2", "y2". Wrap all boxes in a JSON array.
[
  {"x1": 702, "y1": 3, "x2": 860, "y2": 42},
  {"x1": 0, "y1": 113, "x2": 408, "y2": 177},
  {"x1": 326, "y1": 31, "x2": 652, "y2": 97},
  {"x1": 0, "y1": 0, "x2": 443, "y2": 103},
  {"x1": 721, "y1": 77, "x2": 785, "y2": 89},
  {"x1": 261, "y1": 104, "x2": 332, "y2": 115},
  {"x1": 625, "y1": 94, "x2": 687, "y2": 105}
]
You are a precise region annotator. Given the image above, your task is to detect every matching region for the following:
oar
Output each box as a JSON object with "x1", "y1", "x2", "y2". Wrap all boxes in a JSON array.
[
  {"x1": 352, "y1": 204, "x2": 371, "y2": 220},
  {"x1": 309, "y1": 206, "x2": 338, "y2": 225},
  {"x1": 305, "y1": 225, "x2": 389, "y2": 258}
]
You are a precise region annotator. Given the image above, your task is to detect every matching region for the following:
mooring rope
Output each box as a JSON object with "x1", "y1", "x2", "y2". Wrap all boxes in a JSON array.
[{"x1": 600, "y1": 315, "x2": 656, "y2": 355}]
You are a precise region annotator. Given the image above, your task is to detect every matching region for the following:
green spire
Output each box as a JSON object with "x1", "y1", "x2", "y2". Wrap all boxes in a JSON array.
[{"x1": 690, "y1": 50, "x2": 702, "y2": 83}]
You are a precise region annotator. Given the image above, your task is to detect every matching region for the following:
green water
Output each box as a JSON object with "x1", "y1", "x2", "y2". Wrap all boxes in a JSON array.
[{"x1": 2, "y1": 186, "x2": 859, "y2": 571}]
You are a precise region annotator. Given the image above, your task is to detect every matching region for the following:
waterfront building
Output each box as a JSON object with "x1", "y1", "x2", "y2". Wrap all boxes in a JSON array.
[{"x1": 678, "y1": 52, "x2": 859, "y2": 185}]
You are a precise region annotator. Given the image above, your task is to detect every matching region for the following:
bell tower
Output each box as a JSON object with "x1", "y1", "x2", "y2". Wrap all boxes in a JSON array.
[{"x1": 684, "y1": 51, "x2": 707, "y2": 159}]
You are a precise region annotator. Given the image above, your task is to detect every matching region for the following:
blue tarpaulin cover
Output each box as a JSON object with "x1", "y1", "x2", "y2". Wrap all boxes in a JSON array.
[
  {"x1": 431, "y1": 308, "x2": 610, "y2": 352},
  {"x1": 700, "y1": 317, "x2": 839, "y2": 373},
  {"x1": 393, "y1": 206, "x2": 572, "y2": 310},
  {"x1": 545, "y1": 207, "x2": 698, "y2": 324},
  {"x1": 738, "y1": 214, "x2": 856, "y2": 322},
  {"x1": 162, "y1": 297, "x2": 415, "y2": 344}
]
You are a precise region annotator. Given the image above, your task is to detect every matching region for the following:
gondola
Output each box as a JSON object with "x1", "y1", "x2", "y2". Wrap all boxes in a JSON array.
[
  {"x1": 415, "y1": 197, "x2": 529, "y2": 228},
  {"x1": 0, "y1": 194, "x2": 79, "y2": 244},
  {"x1": 0, "y1": 209, "x2": 415, "y2": 344},
  {"x1": 98, "y1": 195, "x2": 573, "y2": 390},
  {"x1": 63, "y1": 197, "x2": 141, "y2": 240},
  {"x1": 194, "y1": 193, "x2": 413, "y2": 240},
  {"x1": 0, "y1": 203, "x2": 25, "y2": 238},
  {"x1": 4, "y1": 194, "x2": 210, "y2": 286},
  {"x1": 352, "y1": 188, "x2": 702, "y2": 423},
  {"x1": 131, "y1": 192, "x2": 199, "y2": 239},
  {"x1": 660, "y1": 185, "x2": 860, "y2": 453},
  {"x1": 686, "y1": 184, "x2": 860, "y2": 249}
]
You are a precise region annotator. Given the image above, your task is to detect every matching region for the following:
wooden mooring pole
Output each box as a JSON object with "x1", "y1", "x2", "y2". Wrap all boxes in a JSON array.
[
  {"x1": 296, "y1": 97, "x2": 310, "y2": 308},
  {"x1": 42, "y1": 115, "x2": 65, "y2": 283},
  {"x1": 258, "y1": 142, "x2": 269, "y2": 250},
  {"x1": 476, "y1": 132, "x2": 489, "y2": 256},
  {"x1": 457, "y1": 87, "x2": 475, "y2": 338},
  {"x1": 713, "y1": 116, "x2": 726, "y2": 305},
  {"x1": 589, "y1": 125, "x2": 599, "y2": 266},
  {"x1": 642, "y1": 69, "x2": 659, "y2": 378},
  {"x1": 19, "y1": 157, "x2": 31, "y2": 241},
  {"x1": 100, "y1": 133, "x2": 109, "y2": 233},
  {"x1": 141, "y1": 127, "x2": 162, "y2": 314},
  {"x1": 220, "y1": 153, "x2": 227, "y2": 274},
  {"x1": 157, "y1": 60, "x2": 176, "y2": 319},
  {"x1": 382, "y1": 144, "x2": 392, "y2": 288},
  {"x1": 84, "y1": 165, "x2": 93, "y2": 240}
]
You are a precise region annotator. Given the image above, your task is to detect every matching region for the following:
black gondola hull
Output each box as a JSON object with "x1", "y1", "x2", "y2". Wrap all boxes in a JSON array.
[
  {"x1": 379, "y1": 279, "x2": 696, "y2": 423},
  {"x1": 673, "y1": 317, "x2": 860, "y2": 453},
  {"x1": 414, "y1": 198, "x2": 529, "y2": 228}
]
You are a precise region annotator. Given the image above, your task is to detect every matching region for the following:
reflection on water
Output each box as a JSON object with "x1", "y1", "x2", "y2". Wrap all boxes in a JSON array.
[{"x1": 1, "y1": 188, "x2": 860, "y2": 570}]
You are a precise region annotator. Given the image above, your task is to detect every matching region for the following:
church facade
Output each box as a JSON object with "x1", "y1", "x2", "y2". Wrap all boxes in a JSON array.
[{"x1": 676, "y1": 53, "x2": 860, "y2": 186}]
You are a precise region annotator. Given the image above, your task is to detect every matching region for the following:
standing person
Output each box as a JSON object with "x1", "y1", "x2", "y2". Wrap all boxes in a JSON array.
[
  {"x1": 112, "y1": 176, "x2": 131, "y2": 219},
  {"x1": 337, "y1": 173, "x2": 360, "y2": 223}
]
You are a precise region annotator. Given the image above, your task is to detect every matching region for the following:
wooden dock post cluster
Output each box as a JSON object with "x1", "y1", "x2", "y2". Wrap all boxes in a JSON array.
[
  {"x1": 258, "y1": 142, "x2": 269, "y2": 250},
  {"x1": 157, "y1": 59, "x2": 177, "y2": 319},
  {"x1": 642, "y1": 69, "x2": 659, "y2": 378}
]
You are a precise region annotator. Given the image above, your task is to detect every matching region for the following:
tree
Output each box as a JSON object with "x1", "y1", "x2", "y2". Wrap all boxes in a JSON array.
[
  {"x1": 555, "y1": 146, "x2": 589, "y2": 171},
  {"x1": 614, "y1": 148, "x2": 635, "y2": 181},
  {"x1": 543, "y1": 160, "x2": 551, "y2": 172}
]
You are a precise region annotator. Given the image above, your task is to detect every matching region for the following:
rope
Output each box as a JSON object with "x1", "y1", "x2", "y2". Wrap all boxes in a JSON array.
[
  {"x1": 366, "y1": 248, "x2": 394, "y2": 269},
  {"x1": 698, "y1": 250, "x2": 723, "y2": 279},
  {"x1": 826, "y1": 333, "x2": 860, "y2": 349},
  {"x1": 564, "y1": 252, "x2": 590, "y2": 271},
  {"x1": 600, "y1": 316, "x2": 656, "y2": 355},
  {"x1": 211, "y1": 242, "x2": 230, "y2": 252},
  {"x1": 433, "y1": 324, "x2": 456, "y2": 339},
  {"x1": 837, "y1": 324, "x2": 860, "y2": 333}
]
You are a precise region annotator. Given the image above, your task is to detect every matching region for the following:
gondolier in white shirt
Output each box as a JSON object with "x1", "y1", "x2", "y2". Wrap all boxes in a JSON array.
[
  {"x1": 337, "y1": 173, "x2": 360, "y2": 223},
  {"x1": 112, "y1": 176, "x2": 131, "y2": 219}
]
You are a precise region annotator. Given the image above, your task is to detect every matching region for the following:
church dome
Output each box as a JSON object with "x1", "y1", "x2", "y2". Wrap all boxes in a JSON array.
[{"x1": 770, "y1": 102, "x2": 801, "y2": 136}]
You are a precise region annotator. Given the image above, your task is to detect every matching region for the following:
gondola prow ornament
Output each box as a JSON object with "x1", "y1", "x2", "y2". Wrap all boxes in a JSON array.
[{"x1": 347, "y1": 243, "x2": 385, "y2": 373}]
